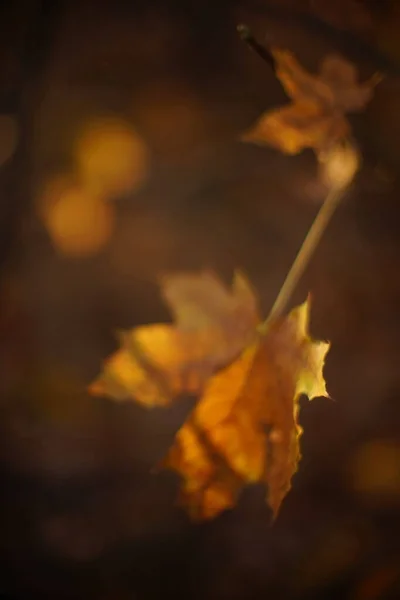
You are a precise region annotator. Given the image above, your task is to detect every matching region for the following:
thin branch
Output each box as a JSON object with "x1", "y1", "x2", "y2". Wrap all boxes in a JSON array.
[
  {"x1": 265, "y1": 183, "x2": 347, "y2": 324},
  {"x1": 237, "y1": 24, "x2": 277, "y2": 72}
]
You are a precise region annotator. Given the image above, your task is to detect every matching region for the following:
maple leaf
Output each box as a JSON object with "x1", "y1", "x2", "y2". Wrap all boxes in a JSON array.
[
  {"x1": 242, "y1": 47, "x2": 381, "y2": 156},
  {"x1": 163, "y1": 296, "x2": 329, "y2": 520},
  {"x1": 89, "y1": 271, "x2": 260, "y2": 406},
  {"x1": 90, "y1": 272, "x2": 330, "y2": 521}
]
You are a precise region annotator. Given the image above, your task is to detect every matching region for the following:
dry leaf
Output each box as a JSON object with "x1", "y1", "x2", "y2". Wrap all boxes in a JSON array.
[
  {"x1": 90, "y1": 272, "x2": 330, "y2": 520},
  {"x1": 89, "y1": 271, "x2": 260, "y2": 406},
  {"x1": 243, "y1": 48, "x2": 381, "y2": 156},
  {"x1": 163, "y1": 297, "x2": 329, "y2": 520}
]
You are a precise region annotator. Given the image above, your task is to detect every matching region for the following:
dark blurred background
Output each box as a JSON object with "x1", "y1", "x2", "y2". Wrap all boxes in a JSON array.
[{"x1": 0, "y1": 0, "x2": 400, "y2": 598}]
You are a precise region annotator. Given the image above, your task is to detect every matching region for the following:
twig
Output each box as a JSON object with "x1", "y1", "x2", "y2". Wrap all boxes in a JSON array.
[
  {"x1": 237, "y1": 24, "x2": 277, "y2": 72},
  {"x1": 265, "y1": 183, "x2": 347, "y2": 324},
  {"x1": 245, "y1": 0, "x2": 397, "y2": 75}
]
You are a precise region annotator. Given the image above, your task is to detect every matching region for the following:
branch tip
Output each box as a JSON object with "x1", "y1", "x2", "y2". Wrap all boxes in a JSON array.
[{"x1": 237, "y1": 23, "x2": 252, "y2": 41}]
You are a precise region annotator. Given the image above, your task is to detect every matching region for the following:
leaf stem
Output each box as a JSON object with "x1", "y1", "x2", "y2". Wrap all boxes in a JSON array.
[
  {"x1": 265, "y1": 183, "x2": 346, "y2": 324},
  {"x1": 237, "y1": 24, "x2": 277, "y2": 73}
]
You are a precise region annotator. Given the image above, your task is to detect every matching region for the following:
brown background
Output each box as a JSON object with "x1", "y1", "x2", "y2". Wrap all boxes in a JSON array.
[{"x1": 0, "y1": 0, "x2": 400, "y2": 598}]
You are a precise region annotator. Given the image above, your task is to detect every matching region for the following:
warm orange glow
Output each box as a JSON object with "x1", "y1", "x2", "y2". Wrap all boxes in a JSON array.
[
  {"x1": 74, "y1": 116, "x2": 149, "y2": 197},
  {"x1": 350, "y1": 439, "x2": 400, "y2": 498},
  {"x1": 135, "y1": 81, "x2": 206, "y2": 157},
  {"x1": 39, "y1": 177, "x2": 114, "y2": 256}
]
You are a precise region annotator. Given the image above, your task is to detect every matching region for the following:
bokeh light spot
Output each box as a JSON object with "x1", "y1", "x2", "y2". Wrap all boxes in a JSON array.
[
  {"x1": 39, "y1": 177, "x2": 114, "y2": 257},
  {"x1": 74, "y1": 116, "x2": 149, "y2": 198},
  {"x1": 349, "y1": 439, "x2": 400, "y2": 500}
]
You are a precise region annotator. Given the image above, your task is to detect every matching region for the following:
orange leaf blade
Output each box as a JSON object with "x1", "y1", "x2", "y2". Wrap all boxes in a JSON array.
[
  {"x1": 162, "y1": 295, "x2": 330, "y2": 520},
  {"x1": 89, "y1": 271, "x2": 260, "y2": 406}
]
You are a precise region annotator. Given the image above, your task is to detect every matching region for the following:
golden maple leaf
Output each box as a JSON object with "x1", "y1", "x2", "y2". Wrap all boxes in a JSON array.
[
  {"x1": 242, "y1": 48, "x2": 381, "y2": 156},
  {"x1": 89, "y1": 271, "x2": 260, "y2": 406},
  {"x1": 90, "y1": 272, "x2": 329, "y2": 520},
  {"x1": 163, "y1": 296, "x2": 329, "y2": 520}
]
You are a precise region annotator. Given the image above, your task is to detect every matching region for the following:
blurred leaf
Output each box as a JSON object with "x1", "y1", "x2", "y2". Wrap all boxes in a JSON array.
[
  {"x1": 89, "y1": 271, "x2": 260, "y2": 406},
  {"x1": 242, "y1": 47, "x2": 381, "y2": 157}
]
